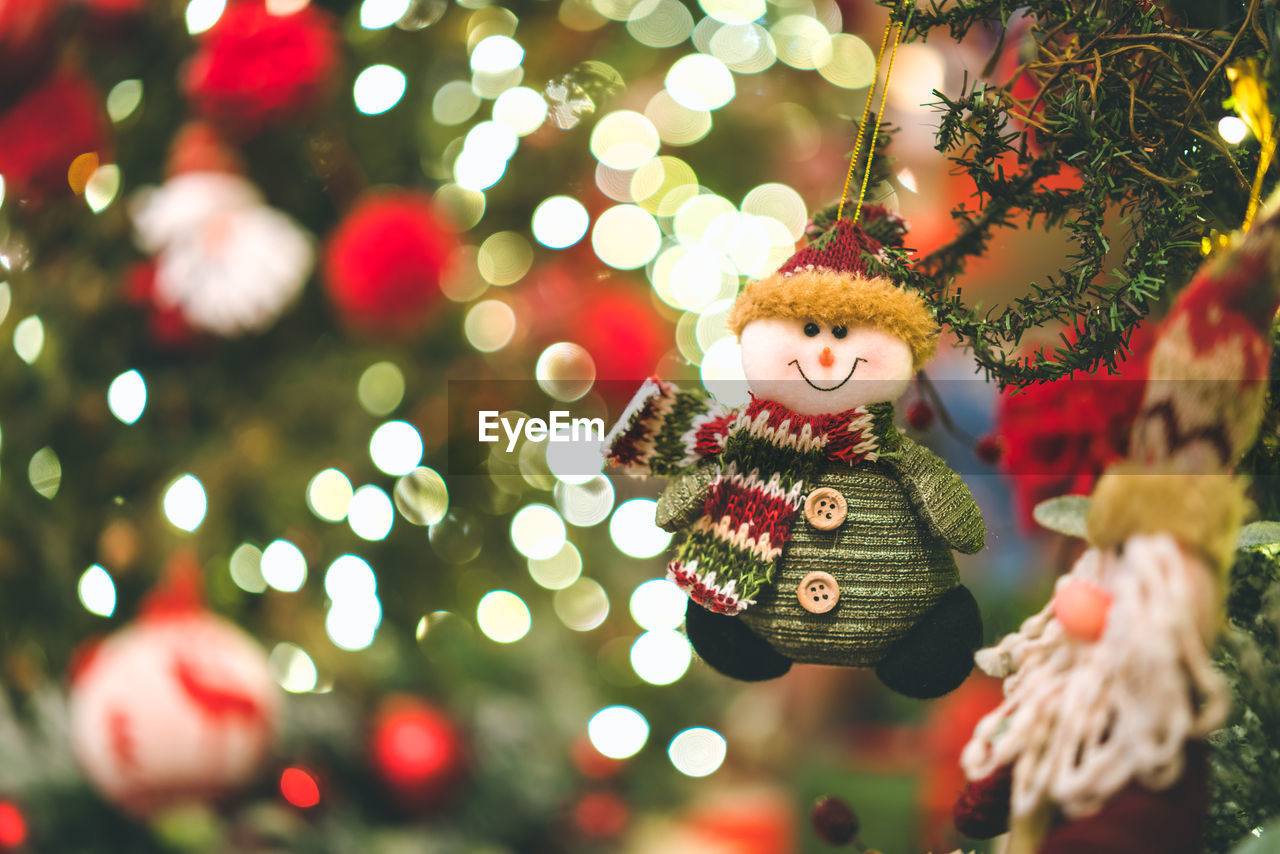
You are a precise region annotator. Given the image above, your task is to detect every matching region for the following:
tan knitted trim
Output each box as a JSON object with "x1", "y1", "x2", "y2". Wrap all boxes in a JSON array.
[
  {"x1": 1086, "y1": 464, "x2": 1249, "y2": 573},
  {"x1": 726, "y1": 268, "x2": 938, "y2": 369}
]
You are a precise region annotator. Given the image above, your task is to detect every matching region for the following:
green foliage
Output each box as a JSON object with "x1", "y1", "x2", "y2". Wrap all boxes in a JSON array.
[{"x1": 901, "y1": 0, "x2": 1273, "y2": 386}]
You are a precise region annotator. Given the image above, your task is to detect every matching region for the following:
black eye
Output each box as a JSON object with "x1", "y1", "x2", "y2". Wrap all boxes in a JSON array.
[
  {"x1": 832, "y1": 326, "x2": 847, "y2": 339},
  {"x1": 803, "y1": 322, "x2": 820, "y2": 337}
]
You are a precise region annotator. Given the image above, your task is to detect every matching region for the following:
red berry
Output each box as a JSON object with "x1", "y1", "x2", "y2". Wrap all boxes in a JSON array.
[
  {"x1": 810, "y1": 796, "x2": 859, "y2": 846},
  {"x1": 976, "y1": 435, "x2": 1004, "y2": 465},
  {"x1": 906, "y1": 401, "x2": 934, "y2": 430}
]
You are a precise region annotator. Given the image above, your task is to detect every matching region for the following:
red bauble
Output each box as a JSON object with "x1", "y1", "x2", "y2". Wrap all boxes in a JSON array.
[
  {"x1": 369, "y1": 695, "x2": 466, "y2": 811},
  {"x1": 906, "y1": 400, "x2": 935, "y2": 431},
  {"x1": 323, "y1": 191, "x2": 458, "y2": 335},
  {"x1": 183, "y1": 0, "x2": 339, "y2": 137},
  {"x1": 0, "y1": 67, "x2": 111, "y2": 206},
  {"x1": 0, "y1": 801, "x2": 26, "y2": 849},
  {"x1": 810, "y1": 796, "x2": 859, "y2": 846},
  {"x1": 995, "y1": 326, "x2": 1153, "y2": 529},
  {"x1": 0, "y1": 0, "x2": 60, "y2": 102}
]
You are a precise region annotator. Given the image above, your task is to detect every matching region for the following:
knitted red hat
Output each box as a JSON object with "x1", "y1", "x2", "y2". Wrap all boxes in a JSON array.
[{"x1": 727, "y1": 206, "x2": 938, "y2": 368}]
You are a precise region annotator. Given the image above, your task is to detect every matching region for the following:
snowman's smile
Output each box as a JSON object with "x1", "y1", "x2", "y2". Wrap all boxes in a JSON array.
[{"x1": 788, "y1": 358, "x2": 865, "y2": 391}]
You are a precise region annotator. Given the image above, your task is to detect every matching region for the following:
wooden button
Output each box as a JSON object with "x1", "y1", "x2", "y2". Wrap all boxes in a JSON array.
[
  {"x1": 797, "y1": 571, "x2": 840, "y2": 614},
  {"x1": 804, "y1": 487, "x2": 847, "y2": 530}
]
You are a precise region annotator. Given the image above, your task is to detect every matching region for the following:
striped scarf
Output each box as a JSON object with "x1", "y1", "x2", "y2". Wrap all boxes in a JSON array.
[{"x1": 605, "y1": 378, "x2": 899, "y2": 614}]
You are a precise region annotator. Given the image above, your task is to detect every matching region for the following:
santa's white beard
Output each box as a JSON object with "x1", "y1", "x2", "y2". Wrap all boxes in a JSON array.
[{"x1": 960, "y1": 533, "x2": 1229, "y2": 821}]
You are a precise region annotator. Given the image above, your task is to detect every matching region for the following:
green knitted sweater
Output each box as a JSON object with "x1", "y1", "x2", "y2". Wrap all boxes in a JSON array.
[{"x1": 655, "y1": 437, "x2": 985, "y2": 666}]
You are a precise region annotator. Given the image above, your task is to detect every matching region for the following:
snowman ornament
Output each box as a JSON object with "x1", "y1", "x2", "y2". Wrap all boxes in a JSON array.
[{"x1": 605, "y1": 208, "x2": 985, "y2": 697}]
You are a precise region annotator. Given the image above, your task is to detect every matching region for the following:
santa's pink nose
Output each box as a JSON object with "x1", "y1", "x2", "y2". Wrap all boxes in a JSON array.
[
  {"x1": 1053, "y1": 578, "x2": 1112, "y2": 642},
  {"x1": 819, "y1": 347, "x2": 834, "y2": 367}
]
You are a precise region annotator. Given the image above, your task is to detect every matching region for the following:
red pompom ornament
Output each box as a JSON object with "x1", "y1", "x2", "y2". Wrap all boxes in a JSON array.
[
  {"x1": 573, "y1": 792, "x2": 629, "y2": 839},
  {"x1": 323, "y1": 191, "x2": 458, "y2": 336},
  {"x1": 183, "y1": 0, "x2": 339, "y2": 137},
  {"x1": 0, "y1": 801, "x2": 27, "y2": 849},
  {"x1": 906, "y1": 400, "x2": 935, "y2": 431},
  {"x1": 810, "y1": 796, "x2": 859, "y2": 846},
  {"x1": 0, "y1": 67, "x2": 111, "y2": 206},
  {"x1": 68, "y1": 569, "x2": 280, "y2": 815},
  {"x1": 975, "y1": 434, "x2": 1004, "y2": 465},
  {"x1": 369, "y1": 695, "x2": 466, "y2": 811}
]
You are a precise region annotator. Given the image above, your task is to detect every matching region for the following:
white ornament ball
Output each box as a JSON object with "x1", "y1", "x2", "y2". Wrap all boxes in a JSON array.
[{"x1": 69, "y1": 609, "x2": 280, "y2": 815}]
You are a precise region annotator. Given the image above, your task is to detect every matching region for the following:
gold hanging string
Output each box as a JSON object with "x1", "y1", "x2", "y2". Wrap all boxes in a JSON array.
[
  {"x1": 836, "y1": 5, "x2": 907, "y2": 223},
  {"x1": 1227, "y1": 59, "x2": 1276, "y2": 232}
]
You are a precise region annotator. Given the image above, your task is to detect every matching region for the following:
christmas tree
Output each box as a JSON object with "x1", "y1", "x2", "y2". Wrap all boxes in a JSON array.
[{"x1": 0, "y1": 0, "x2": 1278, "y2": 852}]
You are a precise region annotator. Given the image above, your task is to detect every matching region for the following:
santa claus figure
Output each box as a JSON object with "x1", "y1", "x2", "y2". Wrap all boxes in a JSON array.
[{"x1": 955, "y1": 189, "x2": 1280, "y2": 853}]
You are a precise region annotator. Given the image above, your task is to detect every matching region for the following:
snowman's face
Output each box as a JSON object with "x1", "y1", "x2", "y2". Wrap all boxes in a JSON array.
[{"x1": 739, "y1": 317, "x2": 914, "y2": 415}]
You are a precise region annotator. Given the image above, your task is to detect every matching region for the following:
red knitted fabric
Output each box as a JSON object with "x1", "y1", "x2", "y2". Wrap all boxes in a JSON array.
[
  {"x1": 953, "y1": 762, "x2": 1012, "y2": 840},
  {"x1": 779, "y1": 207, "x2": 902, "y2": 276}
]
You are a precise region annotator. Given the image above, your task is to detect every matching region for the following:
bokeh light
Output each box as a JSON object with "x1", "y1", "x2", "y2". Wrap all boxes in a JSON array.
[
  {"x1": 353, "y1": 64, "x2": 408, "y2": 115},
  {"x1": 668, "y1": 727, "x2": 727, "y2": 776},
  {"x1": 554, "y1": 578, "x2": 610, "y2": 631},
  {"x1": 307, "y1": 468, "x2": 354, "y2": 522},
  {"x1": 645, "y1": 90, "x2": 711, "y2": 146},
  {"x1": 477, "y1": 230, "x2": 533, "y2": 285},
  {"x1": 590, "y1": 110, "x2": 660, "y2": 170},
  {"x1": 432, "y1": 81, "x2": 482, "y2": 125},
  {"x1": 361, "y1": 0, "x2": 411, "y2": 28},
  {"x1": 710, "y1": 23, "x2": 776, "y2": 73},
  {"x1": 230, "y1": 543, "x2": 267, "y2": 593},
  {"x1": 630, "y1": 629, "x2": 692, "y2": 684},
  {"x1": 818, "y1": 33, "x2": 876, "y2": 89},
  {"x1": 78, "y1": 565, "x2": 116, "y2": 618},
  {"x1": 261, "y1": 539, "x2": 307, "y2": 593},
  {"x1": 280, "y1": 767, "x2": 321, "y2": 809},
  {"x1": 107, "y1": 370, "x2": 147, "y2": 425},
  {"x1": 510, "y1": 504, "x2": 568, "y2": 559},
  {"x1": 532, "y1": 196, "x2": 590, "y2": 249},
  {"x1": 269, "y1": 642, "x2": 318, "y2": 692},
  {"x1": 185, "y1": 0, "x2": 226, "y2": 34},
  {"x1": 587, "y1": 706, "x2": 649, "y2": 759},
  {"x1": 326, "y1": 595, "x2": 383, "y2": 650},
  {"x1": 627, "y1": 0, "x2": 694, "y2": 47},
  {"x1": 471, "y1": 35, "x2": 524, "y2": 72},
  {"x1": 325, "y1": 554, "x2": 377, "y2": 599},
  {"x1": 629, "y1": 578, "x2": 686, "y2": 630},
  {"x1": 106, "y1": 80, "x2": 143, "y2": 123},
  {"x1": 592, "y1": 205, "x2": 661, "y2": 269},
  {"x1": 370, "y1": 421, "x2": 424, "y2": 476},
  {"x1": 609, "y1": 499, "x2": 672, "y2": 558},
  {"x1": 527, "y1": 542, "x2": 583, "y2": 589},
  {"x1": 395, "y1": 466, "x2": 450, "y2": 526},
  {"x1": 665, "y1": 55, "x2": 735, "y2": 110},
  {"x1": 464, "y1": 299, "x2": 517, "y2": 352},
  {"x1": 163, "y1": 474, "x2": 207, "y2": 532},
  {"x1": 28, "y1": 447, "x2": 60, "y2": 499},
  {"x1": 477, "y1": 590, "x2": 532, "y2": 642},
  {"x1": 348, "y1": 485, "x2": 394, "y2": 540},
  {"x1": 1220, "y1": 115, "x2": 1249, "y2": 144},
  {"x1": 13, "y1": 316, "x2": 43, "y2": 364},
  {"x1": 554, "y1": 476, "x2": 615, "y2": 527},
  {"x1": 889, "y1": 44, "x2": 945, "y2": 110},
  {"x1": 85, "y1": 165, "x2": 122, "y2": 213},
  {"x1": 357, "y1": 362, "x2": 405, "y2": 416},
  {"x1": 493, "y1": 86, "x2": 548, "y2": 135},
  {"x1": 772, "y1": 15, "x2": 831, "y2": 70}
]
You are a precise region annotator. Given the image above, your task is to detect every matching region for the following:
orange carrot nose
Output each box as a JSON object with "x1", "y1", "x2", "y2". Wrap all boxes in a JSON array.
[{"x1": 819, "y1": 347, "x2": 834, "y2": 367}]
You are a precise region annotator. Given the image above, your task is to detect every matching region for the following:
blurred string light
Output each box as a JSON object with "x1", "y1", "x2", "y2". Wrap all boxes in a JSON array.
[
  {"x1": 535, "y1": 341, "x2": 595, "y2": 402},
  {"x1": 106, "y1": 80, "x2": 143, "y2": 123},
  {"x1": 78, "y1": 565, "x2": 116, "y2": 618},
  {"x1": 532, "y1": 196, "x2": 590, "y2": 249},
  {"x1": 527, "y1": 542, "x2": 583, "y2": 589},
  {"x1": 107, "y1": 370, "x2": 146, "y2": 425},
  {"x1": 699, "y1": 337, "x2": 750, "y2": 405},
  {"x1": 348, "y1": 485, "x2": 394, "y2": 540},
  {"x1": 476, "y1": 590, "x2": 532, "y2": 642},
  {"x1": 360, "y1": 0, "x2": 410, "y2": 28},
  {"x1": 477, "y1": 230, "x2": 533, "y2": 285},
  {"x1": 471, "y1": 35, "x2": 524, "y2": 72},
  {"x1": 665, "y1": 55, "x2": 734, "y2": 110},
  {"x1": 591, "y1": 111, "x2": 660, "y2": 170},
  {"x1": 433, "y1": 81, "x2": 483, "y2": 126},
  {"x1": 510, "y1": 503, "x2": 568, "y2": 559},
  {"x1": 185, "y1": 0, "x2": 226, "y2": 34},
  {"x1": 644, "y1": 90, "x2": 711, "y2": 146},
  {"x1": 324, "y1": 555, "x2": 382, "y2": 650},
  {"x1": 394, "y1": 466, "x2": 450, "y2": 526},
  {"x1": 610, "y1": 499, "x2": 672, "y2": 558},
  {"x1": 709, "y1": 23, "x2": 776, "y2": 73},
  {"x1": 261, "y1": 539, "x2": 307, "y2": 592},
  {"x1": 230, "y1": 543, "x2": 268, "y2": 593},
  {"x1": 163, "y1": 474, "x2": 206, "y2": 531},
  {"x1": 0, "y1": 284, "x2": 8, "y2": 325},
  {"x1": 464, "y1": 299, "x2": 516, "y2": 352},
  {"x1": 626, "y1": 0, "x2": 694, "y2": 48},
  {"x1": 434, "y1": 184, "x2": 486, "y2": 231},
  {"x1": 280, "y1": 768, "x2": 321, "y2": 809},
  {"x1": 0, "y1": 176, "x2": 6, "y2": 210},
  {"x1": 85, "y1": 165, "x2": 121, "y2": 213},
  {"x1": 554, "y1": 476, "x2": 615, "y2": 527},
  {"x1": 629, "y1": 578, "x2": 686, "y2": 630},
  {"x1": 631, "y1": 156, "x2": 698, "y2": 216},
  {"x1": 554, "y1": 578, "x2": 610, "y2": 631},
  {"x1": 668, "y1": 727, "x2": 727, "y2": 776},
  {"x1": 1220, "y1": 115, "x2": 1249, "y2": 144},
  {"x1": 357, "y1": 361, "x2": 405, "y2": 416},
  {"x1": 370, "y1": 421, "x2": 424, "y2": 476},
  {"x1": 587, "y1": 706, "x2": 649, "y2": 759},
  {"x1": 700, "y1": 0, "x2": 762, "y2": 25},
  {"x1": 307, "y1": 468, "x2": 354, "y2": 522},
  {"x1": 592, "y1": 205, "x2": 661, "y2": 269},
  {"x1": 493, "y1": 86, "x2": 547, "y2": 135},
  {"x1": 819, "y1": 33, "x2": 876, "y2": 88},
  {"x1": 631, "y1": 629, "x2": 691, "y2": 684},
  {"x1": 353, "y1": 64, "x2": 407, "y2": 115},
  {"x1": 771, "y1": 15, "x2": 832, "y2": 69},
  {"x1": 269, "y1": 642, "x2": 318, "y2": 693},
  {"x1": 13, "y1": 316, "x2": 43, "y2": 364},
  {"x1": 896, "y1": 167, "x2": 919, "y2": 194}
]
